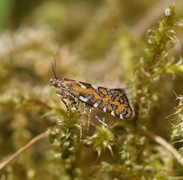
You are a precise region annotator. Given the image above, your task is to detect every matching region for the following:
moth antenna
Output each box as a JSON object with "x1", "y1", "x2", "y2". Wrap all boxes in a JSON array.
[{"x1": 52, "y1": 30, "x2": 57, "y2": 78}]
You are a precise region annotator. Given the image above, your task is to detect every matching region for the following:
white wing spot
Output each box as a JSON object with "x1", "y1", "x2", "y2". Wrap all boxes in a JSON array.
[
  {"x1": 78, "y1": 82, "x2": 87, "y2": 89},
  {"x1": 103, "y1": 106, "x2": 107, "y2": 112},
  {"x1": 111, "y1": 110, "x2": 115, "y2": 116},
  {"x1": 93, "y1": 99, "x2": 103, "y2": 107},
  {"x1": 120, "y1": 107, "x2": 128, "y2": 119},
  {"x1": 79, "y1": 94, "x2": 93, "y2": 102},
  {"x1": 103, "y1": 101, "x2": 109, "y2": 112},
  {"x1": 120, "y1": 114, "x2": 123, "y2": 119},
  {"x1": 91, "y1": 85, "x2": 98, "y2": 90}
]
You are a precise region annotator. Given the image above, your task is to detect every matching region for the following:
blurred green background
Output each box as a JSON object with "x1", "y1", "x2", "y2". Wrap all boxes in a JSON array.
[{"x1": 0, "y1": 0, "x2": 183, "y2": 179}]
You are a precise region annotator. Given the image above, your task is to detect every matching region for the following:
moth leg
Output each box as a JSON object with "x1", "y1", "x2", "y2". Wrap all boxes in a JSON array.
[
  {"x1": 56, "y1": 92, "x2": 73, "y2": 118},
  {"x1": 76, "y1": 100, "x2": 81, "y2": 117},
  {"x1": 68, "y1": 95, "x2": 81, "y2": 117},
  {"x1": 92, "y1": 109, "x2": 108, "y2": 127},
  {"x1": 56, "y1": 90, "x2": 69, "y2": 109},
  {"x1": 56, "y1": 90, "x2": 80, "y2": 118},
  {"x1": 60, "y1": 97, "x2": 69, "y2": 112},
  {"x1": 64, "y1": 94, "x2": 81, "y2": 118},
  {"x1": 69, "y1": 96, "x2": 79, "y2": 110}
]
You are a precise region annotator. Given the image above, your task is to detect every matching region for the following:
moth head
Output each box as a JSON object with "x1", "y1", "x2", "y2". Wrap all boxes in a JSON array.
[{"x1": 50, "y1": 77, "x2": 58, "y2": 87}]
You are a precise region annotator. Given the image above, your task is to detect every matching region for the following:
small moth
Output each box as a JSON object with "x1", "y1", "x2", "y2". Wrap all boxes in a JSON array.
[
  {"x1": 50, "y1": 34, "x2": 134, "y2": 121},
  {"x1": 50, "y1": 62, "x2": 134, "y2": 121}
]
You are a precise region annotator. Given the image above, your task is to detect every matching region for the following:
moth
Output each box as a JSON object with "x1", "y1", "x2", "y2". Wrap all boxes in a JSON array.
[{"x1": 50, "y1": 63, "x2": 134, "y2": 121}]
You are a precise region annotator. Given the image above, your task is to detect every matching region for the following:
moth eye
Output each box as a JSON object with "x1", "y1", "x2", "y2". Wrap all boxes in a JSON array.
[
  {"x1": 50, "y1": 79, "x2": 59, "y2": 87},
  {"x1": 53, "y1": 83, "x2": 58, "y2": 87}
]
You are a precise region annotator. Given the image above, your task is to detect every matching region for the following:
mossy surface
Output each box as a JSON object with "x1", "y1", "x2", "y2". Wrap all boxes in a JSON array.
[{"x1": 0, "y1": 1, "x2": 183, "y2": 179}]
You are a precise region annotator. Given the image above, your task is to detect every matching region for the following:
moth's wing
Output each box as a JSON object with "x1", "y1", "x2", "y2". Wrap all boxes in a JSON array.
[{"x1": 66, "y1": 80, "x2": 134, "y2": 120}]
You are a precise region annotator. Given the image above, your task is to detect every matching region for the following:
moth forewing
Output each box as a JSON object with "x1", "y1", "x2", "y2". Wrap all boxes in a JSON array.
[{"x1": 50, "y1": 77, "x2": 134, "y2": 120}]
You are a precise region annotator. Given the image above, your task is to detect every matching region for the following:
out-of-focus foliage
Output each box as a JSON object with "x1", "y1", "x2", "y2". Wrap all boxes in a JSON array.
[{"x1": 0, "y1": 0, "x2": 183, "y2": 180}]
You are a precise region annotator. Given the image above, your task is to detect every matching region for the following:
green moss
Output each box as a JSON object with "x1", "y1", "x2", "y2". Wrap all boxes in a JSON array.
[{"x1": 1, "y1": 2, "x2": 183, "y2": 180}]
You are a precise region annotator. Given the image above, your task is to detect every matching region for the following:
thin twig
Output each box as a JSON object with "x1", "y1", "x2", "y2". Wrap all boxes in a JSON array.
[
  {"x1": 0, "y1": 132, "x2": 48, "y2": 170},
  {"x1": 141, "y1": 127, "x2": 183, "y2": 166}
]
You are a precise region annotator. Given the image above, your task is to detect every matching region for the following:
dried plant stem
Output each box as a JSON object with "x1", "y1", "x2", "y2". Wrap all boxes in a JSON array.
[
  {"x1": 131, "y1": 0, "x2": 176, "y2": 37},
  {"x1": 0, "y1": 132, "x2": 48, "y2": 170},
  {"x1": 141, "y1": 127, "x2": 183, "y2": 166}
]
